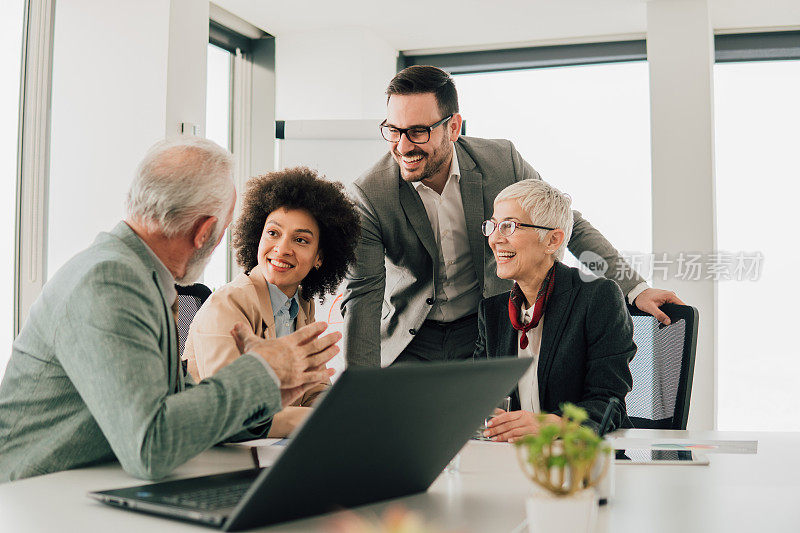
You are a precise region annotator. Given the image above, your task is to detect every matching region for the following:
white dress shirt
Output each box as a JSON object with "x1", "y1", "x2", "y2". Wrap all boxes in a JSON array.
[
  {"x1": 412, "y1": 144, "x2": 481, "y2": 322},
  {"x1": 627, "y1": 281, "x2": 649, "y2": 305},
  {"x1": 517, "y1": 303, "x2": 543, "y2": 414}
]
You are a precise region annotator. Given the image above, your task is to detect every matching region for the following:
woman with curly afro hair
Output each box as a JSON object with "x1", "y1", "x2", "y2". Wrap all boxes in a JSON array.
[{"x1": 183, "y1": 167, "x2": 360, "y2": 437}]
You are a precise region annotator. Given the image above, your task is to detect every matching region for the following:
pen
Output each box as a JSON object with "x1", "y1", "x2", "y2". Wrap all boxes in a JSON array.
[{"x1": 598, "y1": 397, "x2": 620, "y2": 437}]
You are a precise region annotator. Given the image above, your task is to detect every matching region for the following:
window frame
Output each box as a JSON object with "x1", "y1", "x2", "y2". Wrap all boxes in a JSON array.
[
  {"x1": 15, "y1": 0, "x2": 55, "y2": 335},
  {"x1": 400, "y1": 39, "x2": 647, "y2": 74},
  {"x1": 206, "y1": 18, "x2": 276, "y2": 286},
  {"x1": 398, "y1": 30, "x2": 800, "y2": 74},
  {"x1": 210, "y1": 21, "x2": 254, "y2": 55},
  {"x1": 715, "y1": 30, "x2": 800, "y2": 63}
]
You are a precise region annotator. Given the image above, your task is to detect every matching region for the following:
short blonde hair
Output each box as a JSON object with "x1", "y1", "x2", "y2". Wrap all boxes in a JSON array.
[{"x1": 494, "y1": 179, "x2": 573, "y2": 260}]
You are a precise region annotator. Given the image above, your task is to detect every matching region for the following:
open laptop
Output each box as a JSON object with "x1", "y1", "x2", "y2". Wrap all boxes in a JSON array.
[{"x1": 89, "y1": 358, "x2": 531, "y2": 531}]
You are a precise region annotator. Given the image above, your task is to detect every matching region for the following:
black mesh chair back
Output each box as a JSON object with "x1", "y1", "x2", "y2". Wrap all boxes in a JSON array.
[
  {"x1": 175, "y1": 283, "x2": 212, "y2": 359},
  {"x1": 625, "y1": 303, "x2": 699, "y2": 430}
]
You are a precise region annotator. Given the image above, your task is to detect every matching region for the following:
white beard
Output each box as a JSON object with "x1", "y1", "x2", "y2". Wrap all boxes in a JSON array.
[{"x1": 175, "y1": 225, "x2": 223, "y2": 286}]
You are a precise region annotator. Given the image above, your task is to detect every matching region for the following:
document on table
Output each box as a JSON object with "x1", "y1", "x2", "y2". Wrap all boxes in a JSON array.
[
  {"x1": 227, "y1": 438, "x2": 290, "y2": 467},
  {"x1": 609, "y1": 437, "x2": 758, "y2": 454}
]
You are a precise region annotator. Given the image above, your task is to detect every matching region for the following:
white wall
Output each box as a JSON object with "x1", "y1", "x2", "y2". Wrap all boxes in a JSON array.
[
  {"x1": 214, "y1": 0, "x2": 800, "y2": 57},
  {"x1": 711, "y1": 0, "x2": 800, "y2": 31},
  {"x1": 166, "y1": 0, "x2": 209, "y2": 139},
  {"x1": 275, "y1": 27, "x2": 396, "y2": 121},
  {"x1": 47, "y1": 0, "x2": 209, "y2": 277}
]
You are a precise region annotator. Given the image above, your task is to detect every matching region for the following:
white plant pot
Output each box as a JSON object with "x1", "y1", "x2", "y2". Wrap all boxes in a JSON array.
[
  {"x1": 525, "y1": 488, "x2": 598, "y2": 533},
  {"x1": 593, "y1": 445, "x2": 615, "y2": 504}
]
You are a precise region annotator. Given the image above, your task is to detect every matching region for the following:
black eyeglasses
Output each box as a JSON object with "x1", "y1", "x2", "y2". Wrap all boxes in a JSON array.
[
  {"x1": 379, "y1": 114, "x2": 453, "y2": 144},
  {"x1": 481, "y1": 220, "x2": 555, "y2": 237}
]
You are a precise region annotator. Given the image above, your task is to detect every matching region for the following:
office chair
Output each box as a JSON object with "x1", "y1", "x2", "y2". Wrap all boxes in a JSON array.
[
  {"x1": 625, "y1": 303, "x2": 699, "y2": 430},
  {"x1": 175, "y1": 283, "x2": 212, "y2": 359}
]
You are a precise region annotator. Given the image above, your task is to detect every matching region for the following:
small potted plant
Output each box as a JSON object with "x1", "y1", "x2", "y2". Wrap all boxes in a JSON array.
[{"x1": 513, "y1": 403, "x2": 611, "y2": 533}]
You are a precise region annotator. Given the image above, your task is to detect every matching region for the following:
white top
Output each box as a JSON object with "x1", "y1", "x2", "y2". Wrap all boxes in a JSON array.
[
  {"x1": 627, "y1": 281, "x2": 649, "y2": 305},
  {"x1": 517, "y1": 302, "x2": 543, "y2": 413},
  {"x1": 412, "y1": 144, "x2": 481, "y2": 322}
]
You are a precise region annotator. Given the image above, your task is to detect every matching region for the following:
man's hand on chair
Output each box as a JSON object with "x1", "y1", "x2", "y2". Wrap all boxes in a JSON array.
[{"x1": 634, "y1": 288, "x2": 685, "y2": 325}]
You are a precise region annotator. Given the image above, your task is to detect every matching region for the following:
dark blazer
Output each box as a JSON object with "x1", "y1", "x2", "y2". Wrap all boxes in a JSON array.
[{"x1": 474, "y1": 261, "x2": 635, "y2": 433}]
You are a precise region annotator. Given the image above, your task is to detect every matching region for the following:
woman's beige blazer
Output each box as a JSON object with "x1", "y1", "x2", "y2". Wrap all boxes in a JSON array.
[{"x1": 183, "y1": 265, "x2": 328, "y2": 406}]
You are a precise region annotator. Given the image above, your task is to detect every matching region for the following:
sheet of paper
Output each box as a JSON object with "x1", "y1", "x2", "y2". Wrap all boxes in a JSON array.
[
  {"x1": 609, "y1": 437, "x2": 758, "y2": 454},
  {"x1": 254, "y1": 442, "x2": 288, "y2": 467},
  {"x1": 227, "y1": 438, "x2": 290, "y2": 467},
  {"x1": 228, "y1": 437, "x2": 285, "y2": 447}
]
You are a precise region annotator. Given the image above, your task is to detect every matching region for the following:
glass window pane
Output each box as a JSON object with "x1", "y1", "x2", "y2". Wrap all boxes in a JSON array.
[
  {"x1": 206, "y1": 44, "x2": 232, "y2": 150},
  {"x1": 203, "y1": 43, "x2": 232, "y2": 291},
  {"x1": 0, "y1": 1, "x2": 26, "y2": 374},
  {"x1": 454, "y1": 62, "x2": 653, "y2": 274},
  {"x1": 715, "y1": 59, "x2": 800, "y2": 430}
]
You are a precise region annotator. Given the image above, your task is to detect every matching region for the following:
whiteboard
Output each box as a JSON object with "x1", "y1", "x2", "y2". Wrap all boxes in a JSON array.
[{"x1": 278, "y1": 139, "x2": 386, "y2": 187}]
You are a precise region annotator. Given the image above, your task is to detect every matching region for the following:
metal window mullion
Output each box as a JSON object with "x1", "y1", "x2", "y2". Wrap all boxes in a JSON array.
[
  {"x1": 15, "y1": 0, "x2": 55, "y2": 335},
  {"x1": 209, "y1": 20, "x2": 254, "y2": 55},
  {"x1": 400, "y1": 31, "x2": 800, "y2": 75},
  {"x1": 715, "y1": 31, "x2": 800, "y2": 63},
  {"x1": 228, "y1": 48, "x2": 253, "y2": 281},
  {"x1": 401, "y1": 40, "x2": 647, "y2": 74}
]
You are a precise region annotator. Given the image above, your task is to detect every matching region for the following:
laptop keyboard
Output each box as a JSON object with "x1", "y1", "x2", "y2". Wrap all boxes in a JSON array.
[{"x1": 156, "y1": 481, "x2": 252, "y2": 510}]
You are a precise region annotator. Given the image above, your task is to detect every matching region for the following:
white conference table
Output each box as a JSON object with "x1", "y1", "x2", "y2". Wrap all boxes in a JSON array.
[{"x1": 2, "y1": 430, "x2": 799, "y2": 532}]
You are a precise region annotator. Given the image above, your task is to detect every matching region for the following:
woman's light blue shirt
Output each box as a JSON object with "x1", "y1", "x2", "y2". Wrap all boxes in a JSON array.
[{"x1": 267, "y1": 283, "x2": 300, "y2": 338}]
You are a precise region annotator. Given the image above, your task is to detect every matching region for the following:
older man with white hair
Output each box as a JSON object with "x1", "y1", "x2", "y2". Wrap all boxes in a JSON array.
[{"x1": 0, "y1": 137, "x2": 338, "y2": 482}]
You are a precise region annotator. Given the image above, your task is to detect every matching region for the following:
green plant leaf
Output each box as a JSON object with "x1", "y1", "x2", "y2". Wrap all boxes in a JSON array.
[{"x1": 516, "y1": 404, "x2": 606, "y2": 496}]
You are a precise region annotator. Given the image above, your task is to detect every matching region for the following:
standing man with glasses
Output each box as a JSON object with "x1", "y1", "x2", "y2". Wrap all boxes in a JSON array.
[{"x1": 341, "y1": 65, "x2": 682, "y2": 368}]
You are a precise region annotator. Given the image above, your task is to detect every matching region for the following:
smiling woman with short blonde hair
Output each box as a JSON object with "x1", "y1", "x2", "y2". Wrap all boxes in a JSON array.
[{"x1": 474, "y1": 179, "x2": 636, "y2": 442}]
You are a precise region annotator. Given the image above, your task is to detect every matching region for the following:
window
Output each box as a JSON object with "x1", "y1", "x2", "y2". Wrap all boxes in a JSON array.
[
  {"x1": 1, "y1": 0, "x2": 26, "y2": 373},
  {"x1": 202, "y1": 24, "x2": 274, "y2": 291},
  {"x1": 203, "y1": 43, "x2": 233, "y2": 291},
  {"x1": 714, "y1": 59, "x2": 800, "y2": 430},
  {"x1": 453, "y1": 62, "x2": 653, "y2": 272}
]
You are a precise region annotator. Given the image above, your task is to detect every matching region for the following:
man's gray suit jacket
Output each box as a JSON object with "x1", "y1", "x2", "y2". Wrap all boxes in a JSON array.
[
  {"x1": 341, "y1": 136, "x2": 645, "y2": 368},
  {"x1": 0, "y1": 222, "x2": 280, "y2": 482}
]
